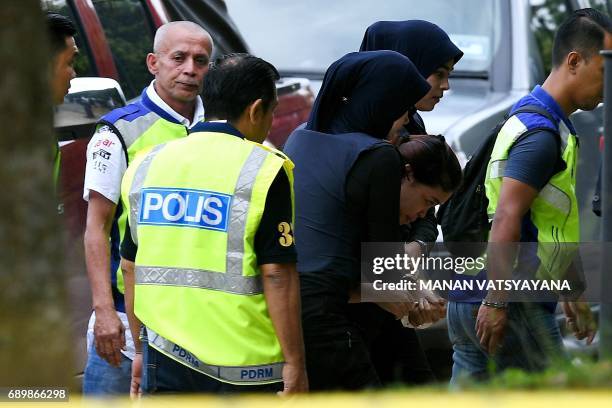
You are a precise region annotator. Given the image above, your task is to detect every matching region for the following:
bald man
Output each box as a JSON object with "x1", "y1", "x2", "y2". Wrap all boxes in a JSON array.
[{"x1": 82, "y1": 21, "x2": 213, "y2": 396}]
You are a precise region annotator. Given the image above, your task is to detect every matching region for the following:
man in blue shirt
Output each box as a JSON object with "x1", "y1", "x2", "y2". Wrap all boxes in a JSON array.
[{"x1": 448, "y1": 8, "x2": 612, "y2": 382}]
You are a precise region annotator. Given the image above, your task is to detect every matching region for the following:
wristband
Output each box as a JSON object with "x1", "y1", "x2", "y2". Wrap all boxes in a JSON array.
[
  {"x1": 413, "y1": 240, "x2": 429, "y2": 257},
  {"x1": 481, "y1": 300, "x2": 508, "y2": 309}
]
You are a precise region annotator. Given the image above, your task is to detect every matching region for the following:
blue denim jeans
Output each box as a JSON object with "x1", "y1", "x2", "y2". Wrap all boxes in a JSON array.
[
  {"x1": 82, "y1": 341, "x2": 132, "y2": 395},
  {"x1": 447, "y1": 301, "x2": 567, "y2": 384},
  {"x1": 141, "y1": 332, "x2": 282, "y2": 394}
]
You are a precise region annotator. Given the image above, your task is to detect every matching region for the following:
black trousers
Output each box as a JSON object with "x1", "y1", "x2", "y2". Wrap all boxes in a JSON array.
[
  {"x1": 304, "y1": 328, "x2": 382, "y2": 391},
  {"x1": 301, "y1": 291, "x2": 381, "y2": 391},
  {"x1": 348, "y1": 303, "x2": 436, "y2": 385}
]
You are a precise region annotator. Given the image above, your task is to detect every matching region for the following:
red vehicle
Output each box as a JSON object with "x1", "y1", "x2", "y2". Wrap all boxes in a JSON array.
[{"x1": 44, "y1": 0, "x2": 313, "y2": 371}]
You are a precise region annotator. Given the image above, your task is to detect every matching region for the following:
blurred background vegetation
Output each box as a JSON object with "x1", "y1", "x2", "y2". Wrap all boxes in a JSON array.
[
  {"x1": 42, "y1": 0, "x2": 155, "y2": 100},
  {"x1": 530, "y1": 0, "x2": 612, "y2": 74}
]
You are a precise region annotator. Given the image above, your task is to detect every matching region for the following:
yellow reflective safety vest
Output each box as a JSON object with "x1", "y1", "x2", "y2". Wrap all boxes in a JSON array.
[
  {"x1": 53, "y1": 144, "x2": 61, "y2": 189},
  {"x1": 485, "y1": 114, "x2": 579, "y2": 280},
  {"x1": 121, "y1": 130, "x2": 295, "y2": 385},
  {"x1": 98, "y1": 95, "x2": 194, "y2": 296},
  {"x1": 53, "y1": 143, "x2": 63, "y2": 215}
]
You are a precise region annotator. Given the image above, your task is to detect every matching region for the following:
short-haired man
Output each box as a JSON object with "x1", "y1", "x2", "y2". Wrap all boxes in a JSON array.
[
  {"x1": 447, "y1": 8, "x2": 612, "y2": 381},
  {"x1": 120, "y1": 54, "x2": 308, "y2": 395},
  {"x1": 46, "y1": 12, "x2": 77, "y2": 187},
  {"x1": 82, "y1": 21, "x2": 213, "y2": 395},
  {"x1": 47, "y1": 12, "x2": 78, "y2": 105}
]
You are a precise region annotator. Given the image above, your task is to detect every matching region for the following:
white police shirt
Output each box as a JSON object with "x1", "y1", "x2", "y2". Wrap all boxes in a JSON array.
[{"x1": 83, "y1": 80, "x2": 204, "y2": 204}]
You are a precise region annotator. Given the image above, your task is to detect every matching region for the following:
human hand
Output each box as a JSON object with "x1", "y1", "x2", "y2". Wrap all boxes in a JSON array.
[
  {"x1": 404, "y1": 241, "x2": 423, "y2": 260},
  {"x1": 562, "y1": 301, "x2": 597, "y2": 345},
  {"x1": 278, "y1": 361, "x2": 308, "y2": 395},
  {"x1": 475, "y1": 304, "x2": 507, "y2": 354},
  {"x1": 420, "y1": 295, "x2": 447, "y2": 322},
  {"x1": 404, "y1": 298, "x2": 447, "y2": 327},
  {"x1": 94, "y1": 308, "x2": 126, "y2": 367},
  {"x1": 130, "y1": 353, "x2": 142, "y2": 399}
]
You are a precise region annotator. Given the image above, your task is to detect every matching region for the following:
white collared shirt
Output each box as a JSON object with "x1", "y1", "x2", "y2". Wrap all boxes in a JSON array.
[
  {"x1": 146, "y1": 80, "x2": 205, "y2": 128},
  {"x1": 83, "y1": 81, "x2": 204, "y2": 204}
]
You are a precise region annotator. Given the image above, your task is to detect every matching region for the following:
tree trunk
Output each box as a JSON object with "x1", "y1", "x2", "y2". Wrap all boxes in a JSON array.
[{"x1": 0, "y1": 1, "x2": 73, "y2": 388}]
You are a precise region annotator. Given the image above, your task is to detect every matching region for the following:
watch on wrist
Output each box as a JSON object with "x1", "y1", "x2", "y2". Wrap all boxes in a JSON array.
[
  {"x1": 481, "y1": 300, "x2": 508, "y2": 309},
  {"x1": 414, "y1": 239, "x2": 429, "y2": 257}
]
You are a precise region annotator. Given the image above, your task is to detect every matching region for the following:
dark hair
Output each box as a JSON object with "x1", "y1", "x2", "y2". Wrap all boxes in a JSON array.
[
  {"x1": 552, "y1": 8, "x2": 612, "y2": 67},
  {"x1": 203, "y1": 53, "x2": 280, "y2": 122},
  {"x1": 46, "y1": 12, "x2": 76, "y2": 56},
  {"x1": 398, "y1": 134, "x2": 462, "y2": 192}
]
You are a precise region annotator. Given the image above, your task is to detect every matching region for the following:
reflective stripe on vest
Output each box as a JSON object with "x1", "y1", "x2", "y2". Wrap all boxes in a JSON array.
[
  {"x1": 488, "y1": 159, "x2": 572, "y2": 215},
  {"x1": 147, "y1": 328, "x2": 283, "y2": 384},
  {"x1": 135, "y1": 265, "x2": 263, "y2": 295},
  {"x1": 225, "y1": 147, "x2": 269, "y2": 279},
  {"x1": 128, "y1": 145, "x2": 269, "y2": 294},
  {"x1": 114, "y1": 112, "x2": 163, "y2": 147},
  {"x1": 485, "y1": 115, "x2": 579, "y2": 280}
]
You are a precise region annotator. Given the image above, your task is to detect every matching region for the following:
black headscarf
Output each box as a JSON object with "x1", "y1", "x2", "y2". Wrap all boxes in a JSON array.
[
  {"x1": 305, "y1": 50, "x2": 430, "y2": 139},
  {"x1": 359, "y1": 20, "x2": 464, "y2": 79}
]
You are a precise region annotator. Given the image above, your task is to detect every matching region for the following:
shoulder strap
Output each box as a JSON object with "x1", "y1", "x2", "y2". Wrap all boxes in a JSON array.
[
  {"x1": 506, "y1": 104, "x2": 561, "y2": 152},
  {"x1": 509, "y1": 104, "x2": 557, "y2": 126}
]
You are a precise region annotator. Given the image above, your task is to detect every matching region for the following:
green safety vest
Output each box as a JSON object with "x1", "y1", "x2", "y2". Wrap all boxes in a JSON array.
[
  {"x1": 121, "y1": 131, "x2": 294, "y2": 385},
  {"x1": 54, "y1": 143, "x2": 63, "y2": 215},
  {"x1": 53, "y1": 143, "x2": 61, "y2": 188},
  {"x1": 485, "y1": 114, "x2": 579, "y2": 280},
  {"x1": 98, "y1": 111, "x2": 192, "y2": 293}
]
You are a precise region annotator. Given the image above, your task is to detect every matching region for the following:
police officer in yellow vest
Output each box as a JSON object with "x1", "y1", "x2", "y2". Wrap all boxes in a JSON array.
[
  {"x1": 120, "y1": 53, "x2": 308, "y2": 395},
  {"x1": 447, "y1": 8, "x2": 612, "y2": 382}
]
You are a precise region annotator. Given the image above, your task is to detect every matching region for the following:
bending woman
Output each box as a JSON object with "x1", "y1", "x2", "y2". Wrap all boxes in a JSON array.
[{"x1": 283, "y1": 50, "x2": 461, "y2": 391}]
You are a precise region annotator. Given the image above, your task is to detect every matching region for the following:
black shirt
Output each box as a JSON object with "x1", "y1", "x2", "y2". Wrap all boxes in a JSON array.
[
  {"x1": 345, "y1": 144, "x2": 403, "y2": 243},
  {"x1": 402, "y1": 111, "x2": 439, "y2": 244},
  {"x1": 300, "y1": 145, "x2": 403, "y2": 290},
  {"x1": 300, "y1": 143, "x2": 404, "y2": 322}
]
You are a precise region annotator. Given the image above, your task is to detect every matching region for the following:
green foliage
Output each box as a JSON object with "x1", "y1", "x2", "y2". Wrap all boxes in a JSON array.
[
  {"x1": 530, "y1": 0, "x2": 568, "y2": 74},
  {"x1": 456, "y1": 359, "x2": 612, "y2": 390},
  {"x1": 530, "y1": 0, "x2": 612, "y2": 75},
  {"x1": 41, "y1": 0, "x2": 94, "y2": 77},
  {"x1": 93, "y1": 0, "x2": 154, "y2": 99}
]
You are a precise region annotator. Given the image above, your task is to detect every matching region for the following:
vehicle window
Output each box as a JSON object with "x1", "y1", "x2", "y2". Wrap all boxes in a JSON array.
[
  {"x1": 226, "y1": 0, "x2": 502, "y2": 77},
  {"x1": 92, "y1": 0, "x2": 155, "y2": 100},
  {"x1": 41, "y1": 0, "x2": 96, "y2": 77},
  {"x1": 55, "y1": 79, "x2": 126, "y2": 133}
]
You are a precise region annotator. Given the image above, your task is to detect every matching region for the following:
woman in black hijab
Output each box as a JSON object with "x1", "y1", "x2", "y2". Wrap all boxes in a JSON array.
[
  {"x1": 360, "y1": 20, "x2": 464, "y2": 136},
  {"x1": 360, "y1": 20, "x2": 463, "y2": 241},
  {"x1": 351, "y1": 20, "x2": 464, "y2": 385},
  {"x1": 283, "y1": 51, "x2": 461, "y2": 391}
]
